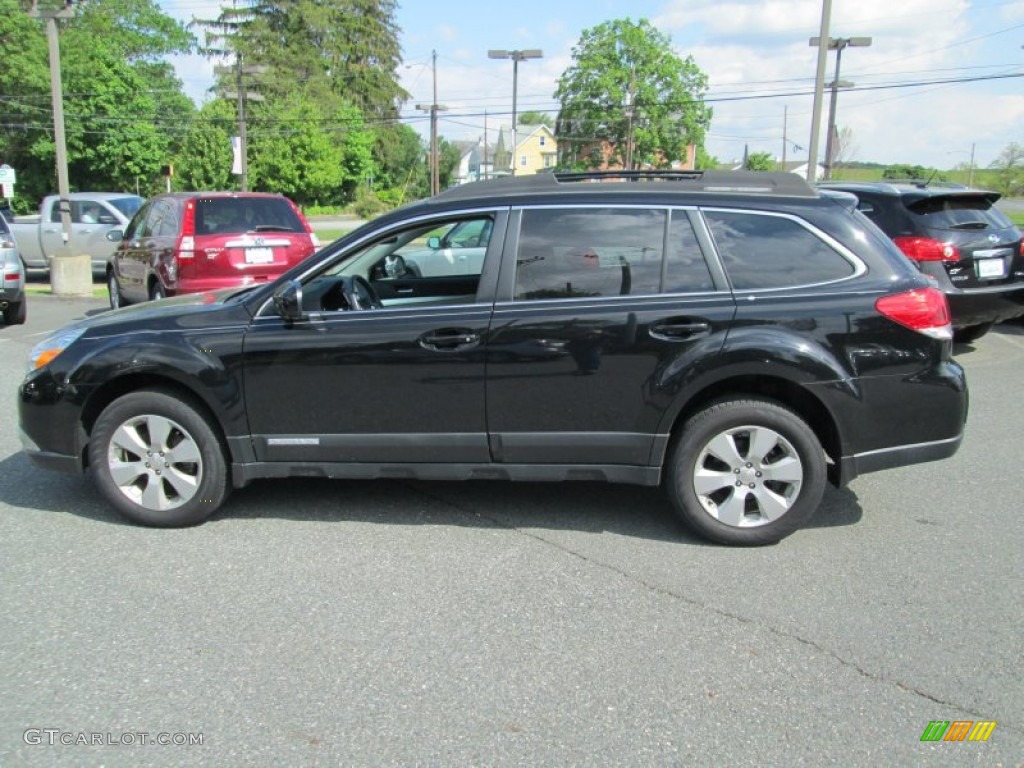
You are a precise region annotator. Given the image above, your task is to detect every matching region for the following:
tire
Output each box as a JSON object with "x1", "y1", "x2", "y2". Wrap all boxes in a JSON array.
[
  {"x1": 666, "y1": 399, "x2": 827, "y2": 546},
  {"x1": 108, "y1": 271, "x2": 124, "y2": 310},
  {"x1": 953, "y1": 322, "x2": 992, "y2": 344},
  {"x1": 88, "y1": 389, "x2": 229, "y2": 527},
  {"x1": 3, "y1": 300, "x2": 26, "y2": 325},
  {"x1": 149, "y1": 281, "x2": 166, "y2": 301}
]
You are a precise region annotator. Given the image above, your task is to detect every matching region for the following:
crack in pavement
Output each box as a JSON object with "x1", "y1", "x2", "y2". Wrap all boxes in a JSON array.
[{"x1": 402, "y1": 481, "x2": 1021, "y2": 736}]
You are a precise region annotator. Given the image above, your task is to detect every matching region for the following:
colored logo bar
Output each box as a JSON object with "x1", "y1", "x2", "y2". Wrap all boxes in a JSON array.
[{"x1": 920, "y1": 720, "x2": 996, "y2": 742}]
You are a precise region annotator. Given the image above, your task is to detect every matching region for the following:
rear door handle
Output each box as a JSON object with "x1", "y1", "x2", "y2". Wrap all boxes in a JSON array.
[
  {"x1": 649, "y1": 321, "x2": 711, "y2": 341},
  {"x1": 420, "y1": 329, "x2": 481, "y2": 351}
]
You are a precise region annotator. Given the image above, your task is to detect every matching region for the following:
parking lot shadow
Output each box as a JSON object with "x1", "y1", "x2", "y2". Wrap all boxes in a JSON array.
[{"x1": 0, "y1": 451, "x2": 864, "y2": 544}]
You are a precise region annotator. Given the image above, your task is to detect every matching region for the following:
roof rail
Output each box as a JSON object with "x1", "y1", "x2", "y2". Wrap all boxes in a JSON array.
[{"x1": 435, "y1": 169, "x2": 815, "y2": 201}]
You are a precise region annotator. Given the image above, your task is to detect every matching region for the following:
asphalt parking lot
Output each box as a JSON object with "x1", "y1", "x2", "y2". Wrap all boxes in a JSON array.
[{"x1": 1, "y1": 293, "x2": 1022, "y2": 767}]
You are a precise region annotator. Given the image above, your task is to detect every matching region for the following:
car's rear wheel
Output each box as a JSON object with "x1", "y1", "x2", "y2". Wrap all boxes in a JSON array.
[
  {"x1": 149, "y1": 281, "x2": 166, "y2": 301},
  {"x1": 88, "y1": 389, "x2": 229, "y2": 527},
  {"x1": 107, "y1": 271, "x2": 124, "y2": 310},
  {"x1": 3, "y1": 300, "x2": 26, "y2": 325},
  {"x1": 953, "y1": 322, "x2": 992, "y2": 344},
  {"x1": 666, "y1": 399, "x2": 826, "y2": 546}
]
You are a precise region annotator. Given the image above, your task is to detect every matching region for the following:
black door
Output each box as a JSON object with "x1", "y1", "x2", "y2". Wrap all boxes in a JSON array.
[
  {"x1": 242, "y1": 210, "x2": 507, "y2": 464},
  {"x1": 486, "y1": 207, "x2": 735, "y2": 466}
]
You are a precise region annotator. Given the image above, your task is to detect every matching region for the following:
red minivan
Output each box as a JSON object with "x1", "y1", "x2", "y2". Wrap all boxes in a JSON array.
[{"x1": 105, "y1": 192, "x2": 320, "y2": 308}]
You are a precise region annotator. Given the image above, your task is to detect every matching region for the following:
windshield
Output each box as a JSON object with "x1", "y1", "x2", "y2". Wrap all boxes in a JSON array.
[{"x1": 109, "y1": 196, "x2": 145, "y2": 219}]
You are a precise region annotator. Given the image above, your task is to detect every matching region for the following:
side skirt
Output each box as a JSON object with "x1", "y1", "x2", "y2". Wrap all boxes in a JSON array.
[{"x1": 231, "y1": 461, "x2": 662, "y2": 489}]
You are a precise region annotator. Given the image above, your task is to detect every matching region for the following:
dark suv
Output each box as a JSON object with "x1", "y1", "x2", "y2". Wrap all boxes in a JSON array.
[
  {"x1": 19, "y1": 172, "x2": 967, "y2": 545},
  {"x1": 819, "y1": 180, "x2": 1024, "y2": 342}
]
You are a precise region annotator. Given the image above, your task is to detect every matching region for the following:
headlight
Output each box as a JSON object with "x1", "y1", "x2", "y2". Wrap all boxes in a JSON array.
[{"x1": 28, "y1": 325, "x2": 85, "y2": 371}]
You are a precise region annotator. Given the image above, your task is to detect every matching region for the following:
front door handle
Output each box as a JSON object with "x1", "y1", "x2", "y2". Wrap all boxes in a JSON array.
[
  {"x1": 420, "y1": 328, "x2": 481, "y2": 352},
  {"x1": 649, "y1": 320, "x2": 711, "y2": 342}
]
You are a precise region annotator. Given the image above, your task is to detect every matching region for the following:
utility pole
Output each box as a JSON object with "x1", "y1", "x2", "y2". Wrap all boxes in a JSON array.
[
  {"x1": 216, "y1": 59, "x2": 266, "y2": 192},
  {"x1": 29, "y1": 0, "x2": 90, "y2": 296},
  {"x1": 624, "y1": 67, "x2": 637, "y2": 170},
  {"x1": 782, "y1": 106, "x2": 788, "y2": 168},
  {"x1": 483, "y1": 110, "x2": 489, "y2": 181},
  {"x1": 416, "y1": 50, "x2": 448, "y2": 195},
  {"x1": 29, "y1": 1, "x2": 76, "y2": 247},
  {"x1": 806, "y1": 0, "x2": 833, "y2": 183}
]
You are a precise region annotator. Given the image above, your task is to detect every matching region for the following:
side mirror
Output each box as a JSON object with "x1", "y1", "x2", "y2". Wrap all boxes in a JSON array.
[
  {"x1": 105, "y1": 230, "x2": 123, "y2": 242},
  {"x1": 273, "y1": 279, "x2": 304, "y2": 322},
  {"x1": 426, "y1": 236, "x2": 441, "y2": 249}
]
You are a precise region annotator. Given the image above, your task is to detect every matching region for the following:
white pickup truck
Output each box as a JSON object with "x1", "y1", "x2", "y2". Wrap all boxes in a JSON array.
[{"x1": 11, "y1": 192, "x2": 144, "y2": 271}]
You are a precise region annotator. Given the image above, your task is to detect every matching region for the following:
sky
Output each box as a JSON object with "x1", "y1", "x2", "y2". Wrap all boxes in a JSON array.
[{"x1": 156, "y1": 0, "x2": 1024, "y2": 170}]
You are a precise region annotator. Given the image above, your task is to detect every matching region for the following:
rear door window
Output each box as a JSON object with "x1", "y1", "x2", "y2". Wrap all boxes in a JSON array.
[
  {"x1": 514, "y1": 208, "x2": 667, "y2": 300},
  {"x1": 704, "y1": 210, "x2": 857, "y2": 290}
]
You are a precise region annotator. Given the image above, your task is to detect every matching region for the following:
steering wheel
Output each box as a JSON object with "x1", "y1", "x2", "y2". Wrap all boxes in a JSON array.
[{"x1": 339, "y1": 275, "x2": 382, "y2": 311}]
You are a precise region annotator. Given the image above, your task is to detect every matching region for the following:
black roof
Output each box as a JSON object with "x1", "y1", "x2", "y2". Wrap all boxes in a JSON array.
[{"x1": 818, "y1": 180, "x2": 1000, "y2": 204}]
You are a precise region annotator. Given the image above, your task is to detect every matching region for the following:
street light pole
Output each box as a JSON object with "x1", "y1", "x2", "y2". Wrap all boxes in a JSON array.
[
  {"x1": 488, "y1": 49, "x2": 543, "y2": 177},
  {"x1": 812, "y1": 35, "x2": 871, "y2": 181}
]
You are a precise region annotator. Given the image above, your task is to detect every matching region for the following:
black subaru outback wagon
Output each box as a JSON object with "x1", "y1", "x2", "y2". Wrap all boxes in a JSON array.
[{"x1": 19, "y1": 171, "x2": 967, "y2": 545}]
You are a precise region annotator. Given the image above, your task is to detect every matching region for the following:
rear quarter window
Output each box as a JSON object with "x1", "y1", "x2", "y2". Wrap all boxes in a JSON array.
[{"x1": 704, "y1": 210, "x2": 857, "y2": 290}]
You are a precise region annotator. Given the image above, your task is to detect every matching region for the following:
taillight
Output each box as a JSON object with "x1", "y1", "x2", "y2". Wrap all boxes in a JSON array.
[
  {"x1": 875, "y1": 287, "x2": 952, "y2": 340},
  {"x1": 178, "y1": 235, "x2": 195, "y2": 260},
  {"x1": 4, "y1": 272, "x2": 20, "y2": 281},
  {"x1": 892, "y1": 236, "x2": 959, "y2": 262},
  {"x1": 181, "y1": 200, "x2": 196, "y2": 237},
  {"x1": 1, "y1": 237, "x2": 16, "y2": 248}
]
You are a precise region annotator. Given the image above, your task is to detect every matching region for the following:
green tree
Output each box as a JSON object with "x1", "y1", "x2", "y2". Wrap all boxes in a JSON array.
[
  {"x1": 175, "y1": 99, "x2": 236, "y2": 191},
  {"x1": 883, "y1": 164, "x2": 936, "y2": 181},
  {"x1": 373, "y1": 124, "x2": 428, "y2": 201},
  {"x1": 247, "y1": 97, "x2": 376, "y2": 206},
  {"x1": 554, "y1": 18, "x2": 712, "y2": 171},
  {"x1": 195, "y1": 1, "x2": 408, "y2": 118},
  {"x1": 437, "y1": 137, "x2": 463, "y2": 190},
  {"x1": 746, "y1": 151, "x2": 775, "y2": 171},
  {"x1": 518, "y1": 111, "x2": 553, "y2": 128},
  {"x1": 988, "y1": 142, "x2": 1024, "y2": 196},
  {"x1": 0, "y1": 0, "x2": 194, "y2": 207},
  {"x1": 695, "y1": 146, "x2": 720, "y2": 170}
]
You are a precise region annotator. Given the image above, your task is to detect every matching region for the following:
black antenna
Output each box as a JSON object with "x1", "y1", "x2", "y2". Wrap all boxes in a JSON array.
[{"x1": 922, "y1": 168, "x2": 939, "y2": 188}]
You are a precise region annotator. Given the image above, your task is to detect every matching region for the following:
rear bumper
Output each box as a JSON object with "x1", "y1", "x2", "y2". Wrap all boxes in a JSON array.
[
  {"x1": 840, "y1": 432, "x2": 963, "y2": 482},
  {"x1": 0, "y1": 286, "x2": 23, "y2": 304},
  {"x1": 944, "y1": 282, "x2": 1024, "y2": 327},
  {"x1": 170, "y1": 274, "x2": 277, "y2": 296}
]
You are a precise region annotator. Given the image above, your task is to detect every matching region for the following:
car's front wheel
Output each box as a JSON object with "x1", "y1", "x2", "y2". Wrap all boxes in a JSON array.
[
  {"x1": 88, "y1": 389, "x2": 229, "y2": 527},
  {"x1": 666, "y1": 399, "x2": 826, "y2": 546}
]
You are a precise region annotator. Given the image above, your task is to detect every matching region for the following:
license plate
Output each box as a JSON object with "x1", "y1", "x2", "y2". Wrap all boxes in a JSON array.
[
  {"x1": 976, "y1": 258, "x2": 1006, "y2": 280},
  {"x1": 245, "y1": 247, "x2": 274, "y2": 264}
]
